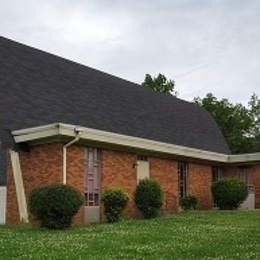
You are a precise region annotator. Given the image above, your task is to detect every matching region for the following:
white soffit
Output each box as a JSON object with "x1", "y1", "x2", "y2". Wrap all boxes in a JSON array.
[
  {"x1": 228, "y1": 153, "x2": 260, "y2": 163},
  {"x1": 12, "y1": 123, "x2": 260, "y2": 163},
  {"x1": 12, "y1": 124, "x2": 60, "y2": 143}
]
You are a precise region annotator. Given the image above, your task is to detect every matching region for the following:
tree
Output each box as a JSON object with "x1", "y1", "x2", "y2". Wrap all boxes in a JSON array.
[
  {"x1": 141, "y1": 71, "x2": 259, "y2": 154},
  {"x1": 248, "y1": 93, "x2": 260, "y2": 136},
  {"x1": 195, "y1": 93, "x2": 260, "y2": 154},
  {"x1": 248, "y1": 93, "x2": 260, "y2": 152},
  {"x1": 141, "y1": 73, "x2": 177, "y2": 96}
]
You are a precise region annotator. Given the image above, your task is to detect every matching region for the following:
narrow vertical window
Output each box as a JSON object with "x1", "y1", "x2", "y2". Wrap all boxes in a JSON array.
[
  {"x1": 178, "y1": 162, "x2": 188, "y2": 199},
  {"x1": 85, "y1": 148, "x2": 100, "y2": 206}
]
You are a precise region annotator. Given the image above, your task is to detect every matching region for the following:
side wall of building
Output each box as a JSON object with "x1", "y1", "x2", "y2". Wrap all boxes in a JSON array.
[
  {"x1": 7, "y1": 143, "x2": 217, "y2": 224},
  {"x1": 7, "y1": 143, "x2": 63, "y2": 223},
  {"x1": 101, "y1": 149, "x2": 137, "y2": 219},
  {"x1": 66, "y1": 145, "x2": 85, "y2": 224},
  {"x1": 150, "y1": 157, "x2": 179, "y2": 213},
  {"x1": 6, "y1": 143, "x2": 85, "y2": 224}
]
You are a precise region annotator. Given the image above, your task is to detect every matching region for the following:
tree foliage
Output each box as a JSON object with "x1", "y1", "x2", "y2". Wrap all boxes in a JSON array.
[
  {"x1": 195, "y1": 93, "x2": 260, "y2": 154},
  {"x1": 141, "y1": 73, "x2": 177, "y2": 96},
  {"x1": 248, "y1": 93, "x2": 260, "y2": 139},
  {"x1": 141, "y1": 73, "x2": 259, "y2": 154}
]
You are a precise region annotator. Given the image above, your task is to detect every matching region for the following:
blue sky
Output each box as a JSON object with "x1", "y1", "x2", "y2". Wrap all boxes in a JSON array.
[{"x1": 1, "y1": 0, "x2": 259, "y2": 104}]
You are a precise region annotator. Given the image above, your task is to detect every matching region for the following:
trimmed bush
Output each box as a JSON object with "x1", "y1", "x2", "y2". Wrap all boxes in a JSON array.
[
  {"x1": 134, "y1": 178, "x2": 163, "y2": 219},
  {"x1": 212, "y1": 179, "x2": 248, "y2": 210},
  {"x1": 180, "y1": 195, "x2": 198, "y2": 210},
  {"x1": 101, "y1": 188, "x2": 129, "y2": 223},
  {"x1": 29, "y1": 184, "x2": 84, "y2": 229}
]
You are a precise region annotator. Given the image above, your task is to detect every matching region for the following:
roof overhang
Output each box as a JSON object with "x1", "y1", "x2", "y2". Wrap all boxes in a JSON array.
[
  {"x1": 12, "y1": 123, "x2": 260, "y2": 164},
  {"x1": 227, "y1": 153, "x2": 260, "y2": 164}
]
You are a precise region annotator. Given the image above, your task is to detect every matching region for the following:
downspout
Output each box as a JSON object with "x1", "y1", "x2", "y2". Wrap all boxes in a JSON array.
[{"x1": 63, "y1": 130, "x2": 82, "y2": 184}]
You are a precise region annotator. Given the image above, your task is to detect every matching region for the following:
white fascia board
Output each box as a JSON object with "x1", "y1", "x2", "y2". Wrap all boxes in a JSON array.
[
  {"x1": 58, "y1": 124, "x2": 228, "y2": 162},
  {"x1": 12, "y1": 122, "x2": 229, "y2": 162},
  {"x1": 11, "y1": 123, "x2": 260, "y2": 164},
  {"x1": 12, "y1": 123, "x2": 60, "y2": 135},
  {"x1": 12, "y1": 123, "x2": 60, "y2": 143},
  {"x1": 227, "y1": 153, "x2": 260, "y2": 163}
]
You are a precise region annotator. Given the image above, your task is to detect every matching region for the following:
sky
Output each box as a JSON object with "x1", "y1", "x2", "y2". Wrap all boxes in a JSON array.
[{"x1": 1, "y1": 0, "x2": 259, "y2": 105}]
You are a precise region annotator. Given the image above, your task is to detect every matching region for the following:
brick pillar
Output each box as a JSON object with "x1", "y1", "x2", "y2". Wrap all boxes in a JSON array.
[
  {"x1": 101, "y1": 149, "x2": 137, "y2": 219},
  {"x1": 189, "y1": 163, "x2": 212, "y2": 209},
  {"x1": 150, "y1": 158, "x2": 179, "y2": 213}
]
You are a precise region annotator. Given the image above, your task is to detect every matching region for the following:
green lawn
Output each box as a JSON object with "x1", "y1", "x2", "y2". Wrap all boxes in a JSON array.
[{"x1": 0, "y1": 210, "x2": 259, "y2": 259}]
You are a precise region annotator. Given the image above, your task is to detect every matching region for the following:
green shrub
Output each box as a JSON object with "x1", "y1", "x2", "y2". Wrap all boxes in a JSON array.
[
  {"x1": 101, "y1": 188, "x2": 129, "y2": 223},
  {"x1": 212, "y1": 179, "x2": 248, "y2": 210},
  {"x1": 134, "y1": 178, "x2": 163, "y2": 218},
  {"x1": 28, "y1": 184, "x2": 84, "y2": 229},
  {"x1": 180, "y1": 195, "x2": 198, "y2": 210}
]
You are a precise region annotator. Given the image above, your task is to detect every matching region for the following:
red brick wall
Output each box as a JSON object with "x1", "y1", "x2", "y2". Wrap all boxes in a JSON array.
[
  {"x1": 66, "y1": 145, "x2": 85, "y2": 224},
  {"x1": 6, "y1": 143, "x2": 85, "y2": 225},
  {"x1": 101, "y1": 153, "x2": 216, "y2": 215},
  {"x1": 7, "y1": 142, "x2": 226, "y2": 225},
  {"x1": 150, "y1": 158, "x2": 179, "y2": 212},
  {"x1": 189, "y1": 163, "x2": 213, "y2": 209},
  {"x1": 101, "y1": 149, "x2": 137, "y2": 219},
  {"x1": 7, "y1": 143, "x2": 63, "y2": 224}
]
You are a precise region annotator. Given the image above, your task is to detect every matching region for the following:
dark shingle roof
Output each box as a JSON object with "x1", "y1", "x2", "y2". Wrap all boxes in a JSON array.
[{"x1": 0, "y1": 36, "x2": 230, "y2": 154}]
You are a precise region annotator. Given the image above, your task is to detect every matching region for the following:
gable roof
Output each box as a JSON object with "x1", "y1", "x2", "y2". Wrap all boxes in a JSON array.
[{"x1": 0, "y1": 36, "x2": 230, "y2": 154}]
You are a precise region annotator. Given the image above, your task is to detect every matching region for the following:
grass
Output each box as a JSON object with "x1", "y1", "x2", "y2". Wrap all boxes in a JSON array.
[{"x1": 0, "y1": 210, "x2": 259, "y2": 259}]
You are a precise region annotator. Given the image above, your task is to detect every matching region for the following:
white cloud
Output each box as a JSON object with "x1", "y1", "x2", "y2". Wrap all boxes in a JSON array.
[{"x1": 0, "y1": 0, "x2": 259, "y2": 105}]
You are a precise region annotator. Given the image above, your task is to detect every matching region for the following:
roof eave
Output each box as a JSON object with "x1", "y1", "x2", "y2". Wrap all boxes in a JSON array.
[
  {"x1": 227, "y1": 153, "x2": 260, "y2": 164},
  {"x1": 13, "y1": 123, "x2": 260, "y2": 164},
  {"x1": 12, "y1": 123, "x2": 229, "y2": 162}
]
